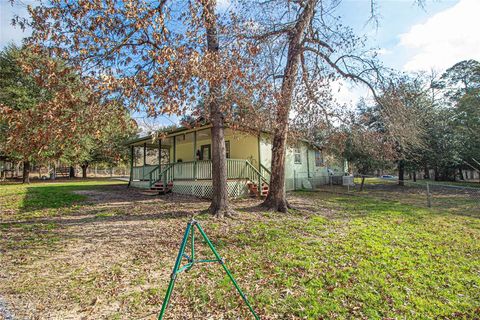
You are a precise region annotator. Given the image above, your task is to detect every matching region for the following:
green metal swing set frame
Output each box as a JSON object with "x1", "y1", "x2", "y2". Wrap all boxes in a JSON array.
[{"x1": 158, "y1": 218, "x2": 260, "y2": 320}]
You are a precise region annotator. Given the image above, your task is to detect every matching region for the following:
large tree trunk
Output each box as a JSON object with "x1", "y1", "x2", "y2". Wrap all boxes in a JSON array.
[
  {"x1": 203, "y1": 0, "x2": 232, "y2": 218},
  {"x1": 262, "y1": 0, "x2": 316, "y2": 212},
  {"x1": 398, "y1": 160, "x2": 405, "y2": 186},
  {"x1": 69, "y1": 166, "x2": 75, "y2": 178},
  {"x1": 22, "y1": 160, "x2": 30, "y2": 184},
  {"x1": 81, "y1": 164, "x2": 88, "y2": 179}
]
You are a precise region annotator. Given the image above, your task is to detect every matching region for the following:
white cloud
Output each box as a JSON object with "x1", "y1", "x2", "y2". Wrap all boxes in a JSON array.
[
  {"x1": 400, "y1": 0, "x2": 480, "y2": 71},
  {"x1": 331, "y1": 79, "x2": 371, "y2": 108},
  {"x1": 375, "y1": 48, "x2": 391, "y2": 56}
]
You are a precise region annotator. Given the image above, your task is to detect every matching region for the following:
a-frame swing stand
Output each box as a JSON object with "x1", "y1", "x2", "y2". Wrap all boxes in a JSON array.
[{"x1": 158, "y1": 218, "x2": 260, "y2": 320}]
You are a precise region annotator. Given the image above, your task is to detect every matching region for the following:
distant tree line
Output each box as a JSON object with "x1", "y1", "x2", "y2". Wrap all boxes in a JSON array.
[
  {"x1": 0, "y1": 45, "x2": 137, "y2": 183},
  {"x1": 340, "y1": 60, "x2": 480, "y2": 183}
]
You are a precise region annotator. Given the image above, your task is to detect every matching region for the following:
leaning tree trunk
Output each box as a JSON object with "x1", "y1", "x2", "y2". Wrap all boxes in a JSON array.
[
  {"x1": 262, "y1": 118, "x2": 290, "y2": 212},
  {"x1": 81, "y1": 164, "x2": 88, "y2": 179},
  {"x1": 398, "y1": 160, "x2": 405, "y2": 186},
  {"x1": 22, "y1": 160, "x2": 30, "y2": 184},
  {"x1": 262, "y1": 0, "x2": 316, "y2": 212},
  {"x1": 203, "y1": 0, "x2": 232, "y2": 218}
]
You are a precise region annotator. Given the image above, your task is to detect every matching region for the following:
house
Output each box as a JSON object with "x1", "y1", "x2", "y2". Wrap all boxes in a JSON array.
[{"x1": 127, "y1": 124, "x2": 335, "y2": 198}]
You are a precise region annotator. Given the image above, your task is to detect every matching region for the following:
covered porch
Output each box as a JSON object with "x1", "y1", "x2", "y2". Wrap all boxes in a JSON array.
[{"x1": 127, "y1": 126, "x2": 270, "y2": 198}]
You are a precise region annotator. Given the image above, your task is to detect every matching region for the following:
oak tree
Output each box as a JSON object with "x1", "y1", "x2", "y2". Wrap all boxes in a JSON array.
[{"x1": 20, "y1": 0, "x2": 259, "y2": 217}]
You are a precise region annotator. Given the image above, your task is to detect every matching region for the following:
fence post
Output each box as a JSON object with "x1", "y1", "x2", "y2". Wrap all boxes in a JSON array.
[{"x1": 426, "y1": 182, "x2": 432, "y2": 208}]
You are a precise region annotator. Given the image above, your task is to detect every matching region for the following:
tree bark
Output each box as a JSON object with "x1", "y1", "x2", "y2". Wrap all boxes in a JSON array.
[
  {"x1": 262, "y1": 0, "x2": 316, "y2": 213},
  {"x1": 398, "y1": 160, "x2": 405, "y2": 186},
  {"x1": 81, "y1": 164, "x2": 88, "y2": 179},
  {"x1": 413, "y1": 170, "x2": 417, "y2": 182},
  {"x1": 423, "y1": 164, "x2": 429, "y2": 179},
  {"x1": 22, "y1": 160, "x2": 30, "y2": 184},
  {"x1": 202, "y1": 0, "x2": 233, "y2": 218},
  {"x1": 69, "y1": 166, "x2": 75, "y2": 178}
]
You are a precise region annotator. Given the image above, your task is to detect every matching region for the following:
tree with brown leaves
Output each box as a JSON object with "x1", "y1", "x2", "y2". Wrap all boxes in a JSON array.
[
  {"x1": 238, "y1": 0, "x2": 383, "y2": 212},
  {"x1": 18, "y1": 0, "x2": 260, "y2": 217},
  {"x1": 0, "y1": 45, "x2": 127, "y2": 183}
]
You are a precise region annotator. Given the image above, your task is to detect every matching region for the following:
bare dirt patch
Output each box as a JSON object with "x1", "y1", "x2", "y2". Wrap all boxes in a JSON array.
[{"x1": 0, "y1": 185, "x2": 323, "y2": 319}]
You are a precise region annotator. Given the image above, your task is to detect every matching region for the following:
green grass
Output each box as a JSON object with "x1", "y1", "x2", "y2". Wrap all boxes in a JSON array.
[
  {"x1": 208, "y1": 193, "x2": 480, "y2": 318},
  {"x1": 354, "y1": 177, "x2": 480, "y2": 189},
  {"x1": 0, "y1": 179, "x2": 126, "y2": 220},
  {"x1": 0, "y1": 180, "x2": 478, "y2": 319}
]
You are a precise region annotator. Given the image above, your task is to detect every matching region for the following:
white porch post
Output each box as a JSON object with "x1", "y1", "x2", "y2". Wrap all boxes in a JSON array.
[
  {"x1": 143, "y1": 142, "x2": 146, "y2": 179},
  {"x1": 193, "y1": 131, "x2": 197, "y2": 179}
]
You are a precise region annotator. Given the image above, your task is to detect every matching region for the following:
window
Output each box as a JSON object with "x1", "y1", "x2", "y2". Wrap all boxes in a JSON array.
[
  {"x1": 225, "y1": 141, "x2": 231, "y2": 158},
  {"x1": 294, "y1": 146, "x2": 301, "y2": 164},
  {"x1": 315, "y1": 150, "x2": 323, "y2": 167},
  {"x1": 200, "y1": 144, "x2": 211, "y2": 160}
]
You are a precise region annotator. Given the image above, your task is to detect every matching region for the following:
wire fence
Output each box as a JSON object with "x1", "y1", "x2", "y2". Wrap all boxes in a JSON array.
[
  {"x1": 0, "y1": 165, "x2": 129, "y2": 181},
  {"x1": 294, "y1": 173, "x2": 480, "y2": 216}
]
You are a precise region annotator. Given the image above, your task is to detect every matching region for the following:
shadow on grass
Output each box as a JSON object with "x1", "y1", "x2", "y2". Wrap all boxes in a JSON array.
[{"x1": 18, "y1": 181, "x2": 130, "y2": 213}]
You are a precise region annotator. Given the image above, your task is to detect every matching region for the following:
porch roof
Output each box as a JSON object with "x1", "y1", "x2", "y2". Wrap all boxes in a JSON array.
[
  {"x1": 126, "y1": 122, "x2": 321, "y2": 150},
  {"x1": 126, "y1": 124, "x2": 214, "y2": 147}
]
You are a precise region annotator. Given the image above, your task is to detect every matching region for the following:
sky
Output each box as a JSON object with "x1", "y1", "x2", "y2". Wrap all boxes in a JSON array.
[{"x1": 1, "y1": 0, "x2": 479, "y2": 128}]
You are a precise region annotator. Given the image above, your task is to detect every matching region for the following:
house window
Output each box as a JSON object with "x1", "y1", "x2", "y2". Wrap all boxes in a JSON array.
[
  {"x1": 200, "y1": 144, "x2": 211, "y2": 160},
  {"x1": 294, "y1": 146, "x2": 301, "y2": 164},
  {"x1": 315, "y1": 151, "x2": 323, "y2": 167},
  {"x1": 225, "y1": 141, "x2": 231, "y2": 159}
]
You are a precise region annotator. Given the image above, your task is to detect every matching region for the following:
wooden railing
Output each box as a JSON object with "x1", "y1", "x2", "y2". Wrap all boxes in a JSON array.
[
  {"x1": 131, "y1": 165, "x2": 158, "y2": 181},
  {"x1": 143, "y1": 159, "x2": 270, "y2": 191},
  {"x1": 260, "y1": 164, "x2": 271, "y2": 183},
  {"x1": 244, "y1": 160, "x2": 269, "y2": 187},
  {"x1": 149, "y1": 163, "x2": 175, "y2": 187}
]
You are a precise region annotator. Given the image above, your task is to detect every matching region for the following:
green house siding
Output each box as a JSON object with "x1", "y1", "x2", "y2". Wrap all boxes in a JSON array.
[{"x1": 127, "y1": 124, "x2": 337, "y2": 194}]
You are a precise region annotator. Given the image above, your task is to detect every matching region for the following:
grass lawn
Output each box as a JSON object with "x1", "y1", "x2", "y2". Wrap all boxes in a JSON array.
[{"x1": 0, "y1": 180, "x2": 479, "y2": 319}]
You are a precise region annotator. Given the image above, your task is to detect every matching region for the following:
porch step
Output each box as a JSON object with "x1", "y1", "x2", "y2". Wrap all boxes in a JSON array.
[
  {"x1": 151, "y1": 181, "x2": 174, "y2": 194},
  {"x1": 247, "y1": 181, "x2": 269, "y2": 198},
  {"x1": 140, "y1": 190, "x2": 161, "y2": 196}
]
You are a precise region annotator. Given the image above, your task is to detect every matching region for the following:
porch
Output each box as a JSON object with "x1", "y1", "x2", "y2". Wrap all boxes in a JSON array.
[
  {"x1": 127, "y1": 125, "x2": 271, "y2": 198},
  {"x1": 130, "y1": 159, "x2": 271, "y2": 198}
]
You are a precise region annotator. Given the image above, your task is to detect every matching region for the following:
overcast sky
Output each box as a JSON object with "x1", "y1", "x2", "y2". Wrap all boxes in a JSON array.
[{"x1": 1, "y1": 0, "x2": 479, "y2": 127}]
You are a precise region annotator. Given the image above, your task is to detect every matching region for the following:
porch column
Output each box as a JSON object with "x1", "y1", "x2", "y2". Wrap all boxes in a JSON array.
[
  {"x1": 193, "y1": 131, "x2": 197, "y2": 179},
  {"x1": 257, "y1": 133, "x2": 261, "y2": 169},
  {"x1": 173, "y1": 136, "x2": 176, "y2": 162},
  {"x1": 172, "y1": 136, "x2": 176, "y2": 180},
  {"x1": 143, "y1": 142, "x2": 146, "y2": 179},
  {"x1": 128, "y1": 145, "x2": 134, "y2": 187},
  {"x1": 158, "y1": 138, "x2": 162, "y2": 168}
]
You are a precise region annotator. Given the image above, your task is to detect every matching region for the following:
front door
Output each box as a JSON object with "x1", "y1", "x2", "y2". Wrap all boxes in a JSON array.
[{"x1": 200, "y1": 144, "x2": 211, "y2": 160}]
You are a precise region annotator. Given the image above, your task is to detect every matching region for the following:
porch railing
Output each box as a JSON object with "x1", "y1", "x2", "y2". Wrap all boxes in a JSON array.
[
  {"x1": 132, "y1": 165, "x2": 158, "y2": 181},
  {"x1": 149, "y1": 163, "x2": 174, "y2": 188},
  {"x1": 144, "y1": 159, "x2": 269, "y2": 192},
  {"x1": 260, "y1": 164, "x2": 271, "y2": 183}
]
